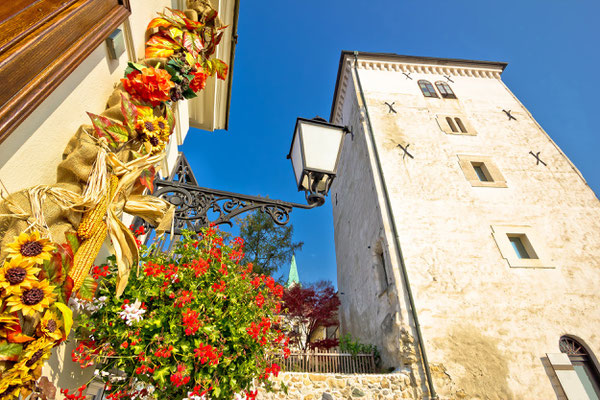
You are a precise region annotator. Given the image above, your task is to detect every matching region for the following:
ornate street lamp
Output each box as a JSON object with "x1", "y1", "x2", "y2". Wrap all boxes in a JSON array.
[
  {"x1": 287, "y1": 117, "x2": 351, "y2": 206},
  {"x1": 139, "y1": 117, "x2": 351, "y2": 235}
]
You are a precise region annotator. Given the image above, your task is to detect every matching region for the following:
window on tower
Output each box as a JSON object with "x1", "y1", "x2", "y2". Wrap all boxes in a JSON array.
[
  {"x1": 457, "y1": 155, "x2": 507, "y2": 188},
  {"x1": 418, "y1": 80, "x2": 439, "y2": 98},
  {"x1": 437, "y1": 115, "x2": 476, "y2": 135},
  {"x1": 446, "y1": 117, "x2": 458, "y2": 133},
  {"x1": 490, "y1": 225, "x2": 552, "y2": 268},
  {"x1": 507, "y1": 235, "x2": 537, "y2": 259},
  {"x1": 559, "y1": 336, "x2": 600, "y2": 399},
  {"x1": 435, "y1": 81, "x2": 457, "y2": 99},
  {"x1": 455, "y1": 117, "x2": 468, "y2": 133}
]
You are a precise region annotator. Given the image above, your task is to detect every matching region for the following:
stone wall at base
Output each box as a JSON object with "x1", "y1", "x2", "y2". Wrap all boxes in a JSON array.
[{"x1": 257, "y1": 372, "x2": 420, "y2": 400}]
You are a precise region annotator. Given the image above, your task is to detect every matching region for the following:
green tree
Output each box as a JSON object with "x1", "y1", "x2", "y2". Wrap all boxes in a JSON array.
[{"x1": 238, "y1": 211, "x2": 303, "y2": 278}]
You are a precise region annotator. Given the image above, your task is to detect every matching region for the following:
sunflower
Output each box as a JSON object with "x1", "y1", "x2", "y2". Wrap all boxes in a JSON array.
[
  {"x1": 37, "y1": 310, "x2": 63, "y2": 342},
  {"x1": 6, "y1": 280, "x2": 56, "y2": 317},
  {"x1": 13, "y1": 338, "x2": 54, "y2": 376},
  {"x1": 4, "y1": 231, "x2": 55, "y2": 267},
  {"x1": 0, "y1": 370, "x2": 24, "y2": 399},
  {"x1": 142, "y1": 130, "x2": 166, "y2": 154},
  {"x1": 0, "y1": 258, "x2": 40, "y2": 296},
  {"x1": 0, "y1": 313, "x2": 20, "y2": 340},
  {"x1": 137, "y1": 115, "x2": 169, "y2": 137}
]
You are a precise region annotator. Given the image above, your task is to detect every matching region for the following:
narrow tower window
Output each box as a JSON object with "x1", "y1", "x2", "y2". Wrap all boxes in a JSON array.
[
  {"x1": 435, "y1": 81, "x2": 456, "y2": 99},
  {"x1": 455, "y1": 118, "x2": 468, "y2": 133},
  {"x1": 507, "y1": 235, "x2": 537, "y2": 259},
  {"x1": 560, "y1": 336, "x2": 600, "y2": 399},
  {"x1": 446, "y1": 117, "x2": 458, "y2": 132},
  {"x1": 471, "y1": 162, "x2": 491, "y2": 182},
  {"x1": 418, "y1": 80, "x2": 438, "y2": 98}
]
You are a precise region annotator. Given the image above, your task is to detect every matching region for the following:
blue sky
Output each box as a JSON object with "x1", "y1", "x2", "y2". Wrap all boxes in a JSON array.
[{"x1": 182, "y1": 1, "x2": 600, "y2": 287}]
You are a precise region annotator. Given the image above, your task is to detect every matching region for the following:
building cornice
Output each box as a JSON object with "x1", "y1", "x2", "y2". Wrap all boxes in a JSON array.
[{"x1": 330, "y1": 51, "x2": 507, "y2": 124}]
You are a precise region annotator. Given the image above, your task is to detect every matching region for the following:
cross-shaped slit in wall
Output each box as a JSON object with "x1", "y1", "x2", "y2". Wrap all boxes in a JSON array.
[
  {"x1": 529, "y1": 151, "x2": 547, "y2": 166},
  {"x1": 384, "y1": 102, "x2": 397, "y2": 114},
  {"x1": 397, "y1": 143, "x2": 414, "y2": 159},
  {"x1": 502, "y1": 109, "x2": 517, "y2": 121},
  {"x1": 444, "y1": 75, "x2": 454, "y2": 83},
  {"x1": 402, "y1": 72, "x2": 412, "y2": 80}
]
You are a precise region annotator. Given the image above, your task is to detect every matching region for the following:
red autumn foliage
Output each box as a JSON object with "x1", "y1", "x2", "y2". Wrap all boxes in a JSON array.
[{"x1": 282, "y1": 281, "x2": 340, "y2": 352}]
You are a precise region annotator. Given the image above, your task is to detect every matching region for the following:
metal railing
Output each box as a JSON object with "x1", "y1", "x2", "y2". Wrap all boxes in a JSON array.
[{"x1": 273, "y1": 349, "x2": 376, "y2": 374}]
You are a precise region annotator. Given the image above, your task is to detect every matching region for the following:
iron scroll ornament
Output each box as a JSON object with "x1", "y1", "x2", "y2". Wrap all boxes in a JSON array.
[{"x1": 144, "y1": 178, "x2": 321, "y2": 234}]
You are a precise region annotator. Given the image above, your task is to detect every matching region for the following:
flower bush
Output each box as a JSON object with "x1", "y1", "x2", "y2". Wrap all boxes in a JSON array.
[{"x1": 73, "y1": 227, "x2": 289, "y2": 399}]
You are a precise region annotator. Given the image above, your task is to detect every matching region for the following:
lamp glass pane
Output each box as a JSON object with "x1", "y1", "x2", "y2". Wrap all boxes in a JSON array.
[
  {"x1": 290, "y1": 129, "x2": 304, "y2": 188},
  {"x1": 299, "y1": 122, "x2": 343, "y2": 173}
]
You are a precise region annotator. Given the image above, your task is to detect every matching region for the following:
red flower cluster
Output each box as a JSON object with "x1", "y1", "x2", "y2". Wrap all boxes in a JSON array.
[
  {"x1": 143, "y1": 261, "x2": 165, "y2": 277},
  {"x1": 60, "y1": 385, "x2": 87, "y2": 400},
  {"x1": 218, "y1": 263, "x2": 228, "y2": 276},
  {"x1": 211, "y1": 280, "x2": 226, "y2": 293},
  {"x1": 255, "y1": 292, "x2": 265, "y2": 308},
  {"x1": 228, "y1": 249, "x2": 244, "y2": 263},
  {"x1": 121, "y1": 67, "x2": 174, "y2": 106},
  {"x1": 174, "y1": 290, "x2": 194, "y2": 308},
  {"x1": 190, "y1": 258, "x2": 209, "y2": 277},
  {"x1": 194, "y1": 342, "x2": 222, "y2": 365},
  {"x1": 245, "y1": 390, "x2": 258, "y2": 400},
  {"x1": 154, "y1": 345, "x2": 173, "y2": 358},
  {"x1": 92, "y1": 265, "x2": 110, "y2": 280},
  {"x1": 135, "y1": 364, "x2": 155, "y2": 375},
  {"x1": 246, "y1": 322, "x2": 260, "y2": 340},
  {"x1": 250, "y1": 276, "x2": 261, "y2": 289},
  {"x1": 264, "y1": 363, "x2": 281, "y2": 378},
  {"x1": 170, "y1": 364, "x2": 190, "y2": 387},
  {"x1": 71, "y1": 341, "x2": 99, "y2": 368},
  {"x1": 264, "y1": 276, "x2": 284, "y2": 298},
  {"x1": 182, "y1": 308, "x2": 200, "y2": 335}
]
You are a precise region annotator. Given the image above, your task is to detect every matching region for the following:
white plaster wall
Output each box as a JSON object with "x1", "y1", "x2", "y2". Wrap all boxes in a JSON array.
[
  {"x1": 0, "y1": 0, "x2": 178, "y2": 194},
  {"x1": 332, "y1": 60, "x2": 600, "y2": 399}
]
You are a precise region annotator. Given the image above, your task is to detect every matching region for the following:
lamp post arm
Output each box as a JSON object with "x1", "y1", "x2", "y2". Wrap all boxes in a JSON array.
[{"x1": 147, "y1": 178, "x2": 322, "y2": 233}]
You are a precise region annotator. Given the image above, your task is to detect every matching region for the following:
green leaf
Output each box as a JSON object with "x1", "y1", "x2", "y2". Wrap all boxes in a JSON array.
[
  {"x1": 65, "y1": 232, "x2": 80, "y2": 254},
  {"x1": 0, "y1": 343, "x2": 23, "y2": 361},
  {"x1": 78, "y1": 275, "x2": 98, "y2": 301},
  {"x1": 153, "y1": 366, "x2": 171, "y2": 384},
  {"x1": 124, "y1": 62, "x2": 146, "y2": 78},
  {"x1": 181, "y1": 31, "x2": 194, "y2": 53},
  {"x1": 166, "y1": 105, "x2": 175, "y2": 135},
  {"x1": 106, "y1": 121, "x2": 129, "y2": 145},
  {"x1": 167, "y1": 27, "x2": 183, "y2": 41},
  {"x1": 120, "y1": 93, "x2": 138, "y2": 133},
  {"x1": 86, "y1": 113, "x2": 128, "y2": 148},
  {"x1": 139, "y1": 166, "x2": 156, "y2": 193},
  {"x1": 182, "y1": 88, "x2": 197, "y2": 99},
  {"x1": 55, "y1": 302, "x2": 73, "y2": 337},
  {"x1": 212, "y1": 58, "x2": 229, "y2": 80}
]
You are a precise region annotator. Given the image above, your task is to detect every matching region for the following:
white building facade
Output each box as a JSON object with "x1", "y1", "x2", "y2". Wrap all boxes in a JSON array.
[{"x1": 330, "y1": 51, "x2": 600, "y2": 399}]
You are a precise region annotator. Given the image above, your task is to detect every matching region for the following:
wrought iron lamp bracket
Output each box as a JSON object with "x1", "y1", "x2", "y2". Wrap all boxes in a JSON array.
[{"x1": 144, "y1": 178, "x2": 322, "y2": 234}]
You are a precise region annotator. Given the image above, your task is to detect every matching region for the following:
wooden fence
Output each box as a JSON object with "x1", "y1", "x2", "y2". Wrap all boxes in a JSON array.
[{"x1": 273, "y1": 349, "x2": 376, "y2": 374}]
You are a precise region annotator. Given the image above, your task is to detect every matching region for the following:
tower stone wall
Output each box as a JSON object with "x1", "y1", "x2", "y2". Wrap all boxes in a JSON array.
[{"x1": 331, "y1": 53, "x2": 600, "y2": 399}]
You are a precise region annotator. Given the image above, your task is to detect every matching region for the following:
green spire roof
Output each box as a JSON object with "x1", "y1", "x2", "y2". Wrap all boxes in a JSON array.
[{"x1": 286, "y1": 255, "x2": 300, "y2": 288}]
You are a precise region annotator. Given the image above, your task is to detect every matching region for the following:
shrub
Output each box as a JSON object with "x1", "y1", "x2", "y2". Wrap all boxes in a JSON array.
[{"x1": 72, "y1": 227, "x2": 289, "y2": 400}]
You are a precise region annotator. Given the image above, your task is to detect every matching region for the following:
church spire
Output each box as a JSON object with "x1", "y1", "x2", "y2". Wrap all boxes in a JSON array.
[{"x1": 286, "y1": 255, "x2": 300, "y2": 288}]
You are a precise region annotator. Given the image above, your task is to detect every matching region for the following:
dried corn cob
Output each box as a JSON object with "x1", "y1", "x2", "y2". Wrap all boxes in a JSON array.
[
  {"x1": 71, "y1": 224, "x2": 107, "y2": 291},
  {"x1": 71, "y1": 175, "x2": 118, "y2": 291},
  {"x1": 77, "y1": 175, "x2": 118, "y2": 239}
]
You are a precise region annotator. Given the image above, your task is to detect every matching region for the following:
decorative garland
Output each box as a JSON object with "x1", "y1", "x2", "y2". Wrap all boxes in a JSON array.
[{"x1": 0, "y1": 3, "x2": 229, "y2": 398}]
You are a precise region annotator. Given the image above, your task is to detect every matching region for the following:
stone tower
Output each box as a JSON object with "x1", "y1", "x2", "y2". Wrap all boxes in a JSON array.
[{"x1": 329, "y1": 51, "x2": 600, "y2": 399}]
